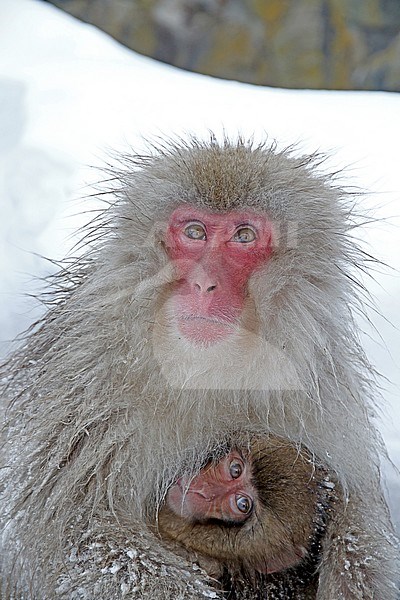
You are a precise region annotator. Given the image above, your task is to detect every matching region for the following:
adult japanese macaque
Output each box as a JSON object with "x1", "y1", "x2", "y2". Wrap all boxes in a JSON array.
[
  {"x1": 157, "y1": 435, "x2": 337, "y2": 596},
  {"x1": 0, "y1": 135, "x2": 398, "y2": 599}
]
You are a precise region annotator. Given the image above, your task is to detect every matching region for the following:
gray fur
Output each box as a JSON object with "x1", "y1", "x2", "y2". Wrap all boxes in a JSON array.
[{"x1": 0, "y1": 135, "x2": 398, "y2": 598}]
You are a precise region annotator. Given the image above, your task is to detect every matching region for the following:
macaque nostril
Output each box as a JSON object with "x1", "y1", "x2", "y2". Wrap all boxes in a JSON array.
[{"x1": 194, "y1": 283, "x2": 217, "y2": 292}]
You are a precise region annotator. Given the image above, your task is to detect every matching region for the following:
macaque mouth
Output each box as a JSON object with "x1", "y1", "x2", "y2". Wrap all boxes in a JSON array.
[
  {"x1": 179, "y1": 315, "x2": 236, "y2": 326},
  {"x1": 175, "y1": 477, "x2": 211, "y2": 500},
  {"x1": 176, "y1": 315, "x2": 237, "y2": 345}
]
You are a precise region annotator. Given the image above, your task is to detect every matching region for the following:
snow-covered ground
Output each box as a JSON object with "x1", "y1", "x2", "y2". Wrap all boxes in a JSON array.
[{"x1": 0, "y1": 0, "x2": 399, "y2": 525}]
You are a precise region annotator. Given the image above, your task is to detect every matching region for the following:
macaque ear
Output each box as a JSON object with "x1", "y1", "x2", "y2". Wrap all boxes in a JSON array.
[{"x1": 255, "y1": 545, "x2": 308, "y2": 574}]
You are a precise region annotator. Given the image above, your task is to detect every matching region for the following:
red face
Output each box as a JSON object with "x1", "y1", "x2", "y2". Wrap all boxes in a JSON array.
[
  {"x1": 166, "y1": 451, "x2": 255, "y2": 524},
  {"x1": 165, "y1": 206, "x2": 273, "y2": 345}
]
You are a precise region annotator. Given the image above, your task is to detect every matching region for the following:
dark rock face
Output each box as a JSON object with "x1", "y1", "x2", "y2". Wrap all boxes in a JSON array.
[{"x1": 45, "y1": 0, "x2": 400, "y2": 91}]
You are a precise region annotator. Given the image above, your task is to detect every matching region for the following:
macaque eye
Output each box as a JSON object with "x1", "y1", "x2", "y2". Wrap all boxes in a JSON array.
[
  {"x1": 184, "y1": 223, "x2": 206, "y2": 240},
  {"x1": 229, "y1": 461, "x2": 243, "y2": 479},
  {"x1": 231, "y1": 226, "x2": 256, "y2": 243},
  {"x1": 236, "y1": 494, "x2": 253, "y2": 514}
]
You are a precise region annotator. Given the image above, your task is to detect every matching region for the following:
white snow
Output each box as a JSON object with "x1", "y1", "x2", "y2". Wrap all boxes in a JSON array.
[{"x1": 0, "y1": 0, "x2": 399, "y2": 525}]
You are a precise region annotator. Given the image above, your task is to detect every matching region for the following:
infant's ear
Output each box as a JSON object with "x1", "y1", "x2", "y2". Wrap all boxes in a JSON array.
[{"x1": 255, "y1": 545, "x2": 308, "y2": 574}]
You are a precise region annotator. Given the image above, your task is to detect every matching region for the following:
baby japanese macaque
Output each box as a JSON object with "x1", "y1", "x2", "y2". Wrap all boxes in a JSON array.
[{"x1": 158, "y1": 435, "x2": 337, "y2": 589}]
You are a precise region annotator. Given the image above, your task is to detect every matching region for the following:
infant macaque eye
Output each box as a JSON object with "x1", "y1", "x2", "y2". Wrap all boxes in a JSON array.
[
  {"x1": 236, "y1": 494, "x2": 253, "y2": 514},
  {"x1": 229, "y1": 461, "x2": 243, "y2": 479}
]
